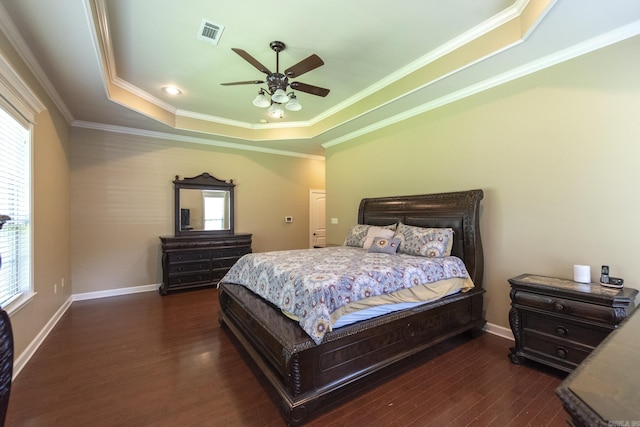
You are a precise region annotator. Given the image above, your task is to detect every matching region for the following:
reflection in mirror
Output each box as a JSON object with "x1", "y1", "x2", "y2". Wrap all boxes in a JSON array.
[
  {"x1": 174, "y1": 173, "x2": 235, "y2": 236},
  {"x1": 179, "y1": 189, "x2": 231, "y2": 231}
]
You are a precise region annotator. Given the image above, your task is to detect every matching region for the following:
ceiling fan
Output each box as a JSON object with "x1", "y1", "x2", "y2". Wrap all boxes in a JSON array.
[{"x1": 221, "y1": 41, "x2": 330, "y2": 117}]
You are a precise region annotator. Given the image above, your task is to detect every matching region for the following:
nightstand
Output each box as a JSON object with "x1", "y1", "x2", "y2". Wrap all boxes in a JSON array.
[{"x1": 508, "y1": 274, "x2": 638, "y2": 373}]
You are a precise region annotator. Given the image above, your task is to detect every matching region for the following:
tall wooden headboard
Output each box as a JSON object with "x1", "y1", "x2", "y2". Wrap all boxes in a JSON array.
[{"x1": 357, "y1": 189, "x2": 484, "y2": 288}]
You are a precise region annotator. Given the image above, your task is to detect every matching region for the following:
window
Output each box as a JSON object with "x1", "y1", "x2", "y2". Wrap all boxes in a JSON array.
[
  {"x1": 0, "y1": 53, "x2": 43, "y2": 313},
  {"x1": 0, "y1": 106, "x2": 31, "y2": 308}
]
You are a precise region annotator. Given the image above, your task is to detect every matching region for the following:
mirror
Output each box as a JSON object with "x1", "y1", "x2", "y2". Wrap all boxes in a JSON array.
[{"x1": 174, "y1": 173, "x2": 235, "y2": 236}]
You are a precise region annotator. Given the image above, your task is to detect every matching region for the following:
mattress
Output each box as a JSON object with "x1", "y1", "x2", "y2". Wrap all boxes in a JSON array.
[{"x1": 220, "y1": 246, "x2": 474, "y2": 344}]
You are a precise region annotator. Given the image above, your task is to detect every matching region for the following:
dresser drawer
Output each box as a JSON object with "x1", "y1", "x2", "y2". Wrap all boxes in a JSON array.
[
  {"x1": 211, "y1": 268, "x2": 230, "y2": 281},
  {"x1": 167, "y1": 272, "x2": 212, "y2": 287},
  {"x1": 168, "y1": 261, "x2": 210, "y2": 274},
  {"x1": 212, "y1": 247, "x2": 251, "y2": 258},
  {"x1": 522, "y1": 331, "x2": 591, "y2": 368},
  {"x1": 521, "y1": 311, "x2": 610, "y2": 348},
  {"x1": 168, "y1": 251, "x2": 211, "y2": 263},
  {"x1": 211, "y1": 256, "x2": 242, "y2": 270},
  {"x1": 513, "y1": 290, "x2": 618, "y2": 324}
]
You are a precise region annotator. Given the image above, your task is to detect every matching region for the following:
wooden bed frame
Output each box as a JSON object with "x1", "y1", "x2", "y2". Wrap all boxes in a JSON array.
[{"x1": 218, "y1": 189, "x2": 485, "y2": 425}]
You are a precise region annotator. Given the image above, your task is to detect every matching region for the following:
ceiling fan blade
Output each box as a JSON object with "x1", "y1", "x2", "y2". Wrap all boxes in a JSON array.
[
  {"x1": 220, "y1": 80, "x2": 264, "y2": 86},
  {"x1": 290, "y1": 81, "x2": 330, "y2": 97},
  {"x1": 284, "y1": 54, "x2": 324, "y2": 78},
  {"x1": 231, "y1": 48, "x2": 271, "y2": 74}
]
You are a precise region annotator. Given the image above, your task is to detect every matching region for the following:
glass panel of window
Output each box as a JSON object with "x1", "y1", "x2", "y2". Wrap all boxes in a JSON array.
[{"x1": 0, "y1": 106, "x2": 31, "y2": 307}]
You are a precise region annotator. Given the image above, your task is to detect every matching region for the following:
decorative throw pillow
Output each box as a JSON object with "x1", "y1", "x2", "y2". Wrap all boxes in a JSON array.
[
  {"x1": 394, "y1": 223, "x2": 454, "y2": 257},
  {"x1": 368, "y1": 237, "x2": 401, "y2": 254},
  {"x1": 343, "y1": 223, "x2": 397, "y2": 247},
  {"x1": 362, "y1": 227, "x2": 395, "y2": 250}
]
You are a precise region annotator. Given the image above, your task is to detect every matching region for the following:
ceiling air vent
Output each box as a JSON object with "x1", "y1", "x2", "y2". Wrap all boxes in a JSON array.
[{"x1": 197, "y1": 19, "x2": 224, "y2": 45}]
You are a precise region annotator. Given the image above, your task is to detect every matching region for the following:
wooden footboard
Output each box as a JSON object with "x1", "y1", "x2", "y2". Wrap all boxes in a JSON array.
[{"x1": 219, "y1": 283, "x2": 485, "y2": 425}]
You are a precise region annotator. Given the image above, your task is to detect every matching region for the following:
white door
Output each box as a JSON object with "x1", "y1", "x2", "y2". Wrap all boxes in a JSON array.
[{"x1": 309, "y1": 189, "x2": 326, "y2": 248}]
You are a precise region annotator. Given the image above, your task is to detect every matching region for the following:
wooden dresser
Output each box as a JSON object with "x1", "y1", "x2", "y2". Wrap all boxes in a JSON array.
[
  {"x1": 159, "y1": 233, "x2": 252, "y2": 295},
  {"x1": 508, "y1": 274, "x2": 637, "y2": 373}
]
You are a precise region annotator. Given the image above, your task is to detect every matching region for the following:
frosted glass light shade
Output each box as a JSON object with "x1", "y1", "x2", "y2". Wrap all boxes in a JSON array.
[
  {"x1": 285, "y1": 96, "x2": 301, "y2": 111},
  {"x1": 271, "y1": 88, "x2": 289, "y2": 103},
  {"x1": 252, "y1": 92, "x2": 270, "y2": 108},
  {"x1": 268, "y1": 103, "x2": 283, "y2": 118}
]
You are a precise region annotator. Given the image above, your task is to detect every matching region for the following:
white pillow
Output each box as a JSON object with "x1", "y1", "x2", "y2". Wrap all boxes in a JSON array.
[{"x1": 362, "y1": 227, "x2": 396, "y2": 250}]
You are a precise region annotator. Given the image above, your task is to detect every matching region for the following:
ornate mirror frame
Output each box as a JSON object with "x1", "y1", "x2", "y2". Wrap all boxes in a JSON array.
[{"x1": 173, "y1": 173, "x2": 235, "y2": 236}]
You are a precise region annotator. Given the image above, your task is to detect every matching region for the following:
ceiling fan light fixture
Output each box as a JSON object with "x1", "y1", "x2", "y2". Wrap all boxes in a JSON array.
[
  {"x1": 268, "y1": 103, "x2": 284, "y2": 118},
  {"x1": 285, "y1": 94, "x2": 302, "y2": 111},
  {"x1": 271, "y1": 88, "x2": 289, "y2": 103},
  {"x1": 252, "y1": 90, "x2": 270, "y2": 108},
  {"x1": 221, "y1": 41, "x2": 329, "y2": 116}
]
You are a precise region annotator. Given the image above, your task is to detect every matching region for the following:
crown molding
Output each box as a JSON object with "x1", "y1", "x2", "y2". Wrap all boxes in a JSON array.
[
  {"x1": 323, "y1": 19, "x2": 640, "y2": 150},
  {"x1": 0, "y1": 2, "x2": 73, "y2": 124},
  {"x1": 71, "y1": 120, "x2": 325, "y2": 160}
]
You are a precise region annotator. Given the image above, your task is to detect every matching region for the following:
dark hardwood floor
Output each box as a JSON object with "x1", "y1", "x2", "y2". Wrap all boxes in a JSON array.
[{"x1": 6, "y1": 288, "x2": 569, "y2": 426}]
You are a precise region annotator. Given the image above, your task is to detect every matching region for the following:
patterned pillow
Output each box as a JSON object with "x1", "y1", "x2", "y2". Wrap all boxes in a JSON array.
[
  {"x1": 362, "y1": 227, "x2": 395, "y2": 250},
  {"x1": 394, "y1": 223, "x2": 454, "y2": 257},
  {"x1": 368, "y1": 237, "x2": 401, "y2": 254},
  {"x1": 343, "y1": 223, "x2": 397, "y2": 247}
]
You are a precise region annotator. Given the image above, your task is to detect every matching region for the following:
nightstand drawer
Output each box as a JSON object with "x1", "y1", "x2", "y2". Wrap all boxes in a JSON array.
[
  {"x1": 512, "y1": 290, "x2": 618, "y2": 324},
  {"x1": 522, "y1": 331, "x2": 591, "y2": 368},
  {"x1": 521, "y1": 312, "x2": 610, "y2": 348}
]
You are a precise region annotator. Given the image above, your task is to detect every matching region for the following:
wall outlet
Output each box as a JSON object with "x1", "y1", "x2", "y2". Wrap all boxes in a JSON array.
[
  {"x1": 331, "y1": 218, "x2": 339, "y2": 224},
  {"x1": 285, "y1": 216, "x2": 293, "y2": 223}
]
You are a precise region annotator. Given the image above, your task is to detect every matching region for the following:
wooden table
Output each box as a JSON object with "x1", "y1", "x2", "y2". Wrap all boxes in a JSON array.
[{"x1": 556, "y1": 308, "x2": 640, "y2": 426}]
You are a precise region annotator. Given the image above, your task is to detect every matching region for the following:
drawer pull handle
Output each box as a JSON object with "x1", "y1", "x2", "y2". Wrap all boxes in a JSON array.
[
  {"x1": 555, "y1": 326, "x2": 568, "y2": 336},
  {"x1": 176, "y1": 267, "x2": 183, "y2": 272},
  {"x1": 177, "y1": 255, "x2": 183, "y2": 261},
  {"x1": 556, "y1": 347, "x2": 569, "y2": 359},
  {"x1": 554, "y1": 303, "x2": 565, "y2": 312}
]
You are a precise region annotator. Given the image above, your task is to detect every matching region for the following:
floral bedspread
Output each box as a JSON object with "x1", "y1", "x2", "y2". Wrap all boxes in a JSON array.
[{"x1": 221, "y1": 246, "x2": 470, "y2": 344}]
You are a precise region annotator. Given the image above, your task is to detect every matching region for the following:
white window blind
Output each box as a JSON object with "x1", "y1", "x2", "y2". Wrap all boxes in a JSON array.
[{"x1": 0, "y1": 105, "x2": 30, "y2": 307}]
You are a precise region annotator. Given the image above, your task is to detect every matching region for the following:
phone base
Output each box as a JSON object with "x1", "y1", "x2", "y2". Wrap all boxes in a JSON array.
[{"x1": 600, "y1": 281, "x2": 624, "y2": 289}]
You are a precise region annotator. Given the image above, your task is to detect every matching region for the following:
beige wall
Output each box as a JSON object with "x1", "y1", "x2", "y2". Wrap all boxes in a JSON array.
[
  {"x1": 325, "y1": 35, "x2": 640, "y2": 330},
  {"x1": 0, "y1": 33, "x2": 72, "y2": 359},
  {"x1": 69, "y1": 127, "x2": 325, "y2": 294}
]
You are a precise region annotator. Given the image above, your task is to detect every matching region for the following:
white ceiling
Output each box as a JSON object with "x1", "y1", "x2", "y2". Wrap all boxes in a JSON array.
[{"x1": 1, "y1": 0, "x2": 640, "y2": 158}]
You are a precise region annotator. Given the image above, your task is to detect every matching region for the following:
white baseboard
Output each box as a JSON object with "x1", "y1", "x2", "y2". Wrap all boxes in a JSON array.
[
  {"x1": 13, "y1": 295, "x2": 73, "y2": 379},
  {"x1": 13, "y1": 283, "x2": 159, "y2": 380},
  {"x1": 72, "y1": 283, "x2": 159, "y2": 301},
  {"x1": 484, "y1": 321, "x2": 514, "y2": 341}
]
